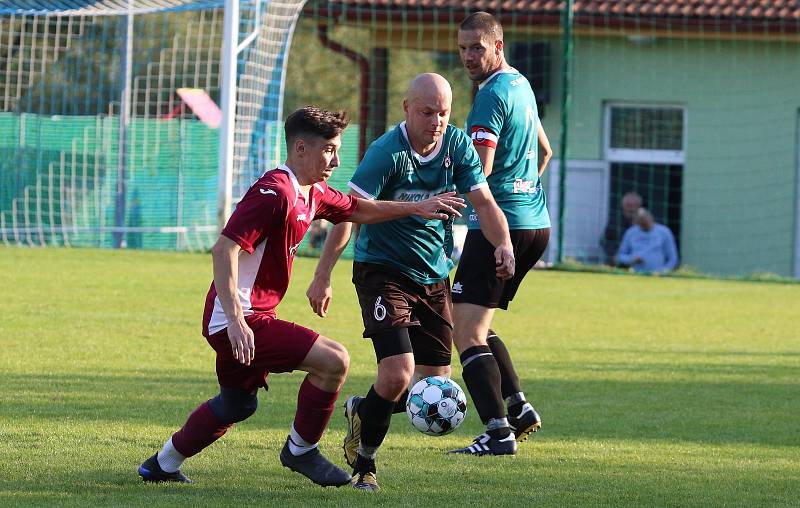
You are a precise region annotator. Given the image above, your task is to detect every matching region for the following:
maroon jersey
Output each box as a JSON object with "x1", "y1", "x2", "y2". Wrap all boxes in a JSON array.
[{"x1": 203, "y1": 164, "x2": 357, "y2": 335}]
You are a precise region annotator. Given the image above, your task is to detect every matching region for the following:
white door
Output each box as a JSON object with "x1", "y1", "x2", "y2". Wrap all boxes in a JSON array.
[{"x1": 544, "y1": 159, "x2": 610, "y2": 264}]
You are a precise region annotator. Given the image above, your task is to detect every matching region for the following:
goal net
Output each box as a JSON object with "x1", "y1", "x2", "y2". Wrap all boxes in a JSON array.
[{"x1": 0, "y1": 0, "x2": 303, "y2": 250}]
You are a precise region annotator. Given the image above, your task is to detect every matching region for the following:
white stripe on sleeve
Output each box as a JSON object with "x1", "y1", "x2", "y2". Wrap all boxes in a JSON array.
[{"x1": 347, "y1": 181, "x2": 377, "y2": 200}]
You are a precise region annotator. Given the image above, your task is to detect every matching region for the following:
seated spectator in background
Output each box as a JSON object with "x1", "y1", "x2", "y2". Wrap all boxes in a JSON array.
[
  {"x1": 616, "y1": 208, "x2": 678, "y2": 274},
  {"x1": 602, "y1": 191, "x2": 642, "y2": 266}
]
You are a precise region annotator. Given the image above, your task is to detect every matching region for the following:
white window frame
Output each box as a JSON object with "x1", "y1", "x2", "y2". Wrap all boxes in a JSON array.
[
  {"x1": 604, "y1": 103, "x2": 687, "y2": 164},
  {"x1": 544, "y1": 158, "x2": 611, "y2": 264}
]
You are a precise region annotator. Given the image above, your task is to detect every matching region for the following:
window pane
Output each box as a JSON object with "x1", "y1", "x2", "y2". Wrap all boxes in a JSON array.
[
  {"x1": 610, "y1": 107, "x2": 683, "y2": 150},
  {"x1": 608, "y1": 162, "x2": 683, "y2": 256}
]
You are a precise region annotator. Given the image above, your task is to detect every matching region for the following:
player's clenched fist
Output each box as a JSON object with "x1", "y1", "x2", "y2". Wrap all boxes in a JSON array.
[
  {"x1": 307, "y1": 275, "x2": 333, "y2": 317},
  {"x1": 494, "y1": 244, "x2": 515, "y2": 280}
]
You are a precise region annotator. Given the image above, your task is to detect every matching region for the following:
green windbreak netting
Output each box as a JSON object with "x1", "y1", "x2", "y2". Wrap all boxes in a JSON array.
[{"x1": 0, "y1": 0, "x2": 303, "y2": 251}]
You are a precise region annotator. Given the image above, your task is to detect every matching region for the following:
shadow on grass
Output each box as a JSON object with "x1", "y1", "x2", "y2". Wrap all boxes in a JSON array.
[
  {"x1": 573, "y1": 347, "x2": 800, "y2": 359},
  {"x1": 1, "y1": 370, "x2": 798, "y2": 508},
  {"x1": 516, "y1": 375, "x2": 799, "y2": 447},
  {"x1": 2, "y1": 368, "x2": 798, "y2": 448},
  {"x1": 0, "y1": 369, "x2": 309, "y2": 430},
  {"x1": 540, "y1": 359, "x2": 799, "y2": 378}
]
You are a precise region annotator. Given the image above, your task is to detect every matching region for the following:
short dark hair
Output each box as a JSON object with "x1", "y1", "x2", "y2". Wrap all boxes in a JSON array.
[
  {"x1": 284, "y1": 106, "x2": 349, "y2": 146},
  {"x1": 459, "y1": 11, "x2": 503, "y2": 41}
]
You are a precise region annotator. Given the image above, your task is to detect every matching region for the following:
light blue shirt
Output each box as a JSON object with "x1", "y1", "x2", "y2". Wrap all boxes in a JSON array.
[{"x1": 617, "y1": 224, "x2": 679, "y2": 273}]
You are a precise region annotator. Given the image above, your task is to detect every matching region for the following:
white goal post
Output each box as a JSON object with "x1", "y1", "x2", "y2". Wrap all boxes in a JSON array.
[{"x1": 0, "y1": 0, "x2": 306, "y2": 250}]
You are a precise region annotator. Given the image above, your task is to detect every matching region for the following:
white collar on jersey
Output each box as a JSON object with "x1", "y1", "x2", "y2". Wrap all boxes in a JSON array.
[
  {"x1": 275, "y1": 164, "x2": 324, "y2": 207},
  {"x1": 399, "y1": 121, "x2": 443, "y2": 163},
  {"x1": 478, "y1": 67, "x2": 519, "y2": 90}
]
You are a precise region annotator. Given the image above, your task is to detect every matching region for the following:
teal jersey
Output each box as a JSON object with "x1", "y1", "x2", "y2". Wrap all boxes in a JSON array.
[
  {"x1": 350, "y1": 123, "x2": 487, "y2": 284},
  {"x1": 465, "y1": 68, "x2": 551, "y2": 230}
]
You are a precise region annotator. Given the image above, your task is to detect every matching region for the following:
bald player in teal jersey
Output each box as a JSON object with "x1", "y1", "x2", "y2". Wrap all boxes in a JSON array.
[
  {"x1": 449, "y1": 11, "x2": 554, "y2": 457},
  {"x1": 307, "y1": 73, "x2": 514, "y2": 491}
]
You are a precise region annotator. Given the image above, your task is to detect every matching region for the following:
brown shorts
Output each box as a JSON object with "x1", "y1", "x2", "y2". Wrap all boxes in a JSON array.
[
  {"x1": 352, "y1": 262, "x2": 453, "y2": 367},
  {"x1": 205, "y1": 313, "x2": 319, "y2": 391},
  {"x1": 452, "y1": 228, "x2": 550, "y2": 310}
]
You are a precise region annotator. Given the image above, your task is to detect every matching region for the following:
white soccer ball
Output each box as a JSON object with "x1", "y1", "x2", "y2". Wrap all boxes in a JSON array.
[{"x1": 406, "y1": 376, "x2": 467, "y2": 436}]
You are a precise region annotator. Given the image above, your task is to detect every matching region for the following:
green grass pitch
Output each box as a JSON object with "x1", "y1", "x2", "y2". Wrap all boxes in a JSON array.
[{"x1": 0, "y1": 247, "x2": 798, "y2": 507}]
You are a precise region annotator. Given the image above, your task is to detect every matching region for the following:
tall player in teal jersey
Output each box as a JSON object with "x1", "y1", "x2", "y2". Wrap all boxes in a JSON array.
[
  {"x1": 307, "y1": 73, "x2": 514, "y2": 491},
  {"x1": 449, "y1": 12, "x2": 555, "y2": 456}
]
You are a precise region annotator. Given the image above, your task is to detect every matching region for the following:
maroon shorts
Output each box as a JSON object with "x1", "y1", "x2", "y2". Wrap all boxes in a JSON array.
[{"x1": 205, "y1": 313, "x2": 319, "y2": 391}]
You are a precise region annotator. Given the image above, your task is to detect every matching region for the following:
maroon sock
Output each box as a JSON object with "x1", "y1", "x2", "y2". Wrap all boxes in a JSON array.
[
  {"x1": 293, "y1": 377, "x2": 339, "y2": 444},
  {"x1": 171, "y1": 401, "x2": 233, "y2": 457}
]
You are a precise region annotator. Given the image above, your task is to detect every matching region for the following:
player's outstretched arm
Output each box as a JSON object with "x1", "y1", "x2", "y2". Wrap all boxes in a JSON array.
[
  {"x1": 538, "y1": 123, "x2": 553, "y2": 176},
  {"x1": 466, "y1": 186, "x2": 515, "y2": 280},
  {"x1": 348, "y1": 192, "x2": 465, "y2": 224},
  {"x1": 307, "y1": 221, "x2": 353, "y2": 317},
  {"x1": 211, "y1": 235, "x2": 255, "y2": 365}
]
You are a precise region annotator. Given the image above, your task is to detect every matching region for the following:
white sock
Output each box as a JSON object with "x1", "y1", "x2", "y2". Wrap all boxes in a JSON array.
[
  {"x1": 157, "y1": 437, "x2": 186, "y2": 473},
  {"x1": 287, "y1": 425, "x2": 317, "y2": 456},
  {"x1": 357, "y1": 443, "x2": 378, "y2": 460}
]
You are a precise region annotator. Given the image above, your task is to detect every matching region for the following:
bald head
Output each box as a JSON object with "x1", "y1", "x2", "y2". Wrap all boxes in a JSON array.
[
  {"x1": 402, "y1": 73, "x2": 452, "y2": 155},
  {"x1": 635, "y1": 207, "x2": 655, "y2": 231},
  {"x1": 405, "y1": 73, "x2": 452, "y2": 104}
]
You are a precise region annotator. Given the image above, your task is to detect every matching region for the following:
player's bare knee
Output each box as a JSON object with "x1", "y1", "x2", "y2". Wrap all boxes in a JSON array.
[
  {"x1": 377, "y1": 373, "x2": 412, "y2": 400},
  {"x1": 301, "y1": 337, "x2": 349, "y2": 386},
  {"x1": 453, "y1": 327, "x2": 489, "y2": 351},
  {"x1": 328, "y1": 343, "x2": 350, "y2": 381},
  {"x1": 319, "y1": 339, "x2": 349, "y2": 382},
  {"x1": 376, "y1": 356, "x2": 414, "y2": 400},
  {"x1": 454, "y1": 334, "x2": 486, "y2": 352}
]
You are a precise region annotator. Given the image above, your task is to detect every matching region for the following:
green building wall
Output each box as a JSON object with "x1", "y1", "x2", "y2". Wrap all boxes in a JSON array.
[{"x1": 537, "y1": 34, "x2": 799, "y2": 277}]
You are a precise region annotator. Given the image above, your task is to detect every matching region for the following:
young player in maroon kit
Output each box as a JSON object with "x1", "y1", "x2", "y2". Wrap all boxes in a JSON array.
[{"x1": 137, "y1": 106, "x2": 465, "y2": 488}]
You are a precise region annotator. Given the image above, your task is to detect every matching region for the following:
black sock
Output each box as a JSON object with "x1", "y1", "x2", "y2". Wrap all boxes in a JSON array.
[
  {"x1": 392, "y1": 389, "x2": 409, "y2": 414},
  {"x1": 459, "y1": 345, "x2": 505, "y2": 425},
  {"x1": 487, "y1": 330, "x2": 523, "y2": 401},
  {"x1": 357, "y1": 385, "x2": 395, "y2": 454},
  {"x1": 487, "y1": 425, "x2": 512, "y2": 440}
]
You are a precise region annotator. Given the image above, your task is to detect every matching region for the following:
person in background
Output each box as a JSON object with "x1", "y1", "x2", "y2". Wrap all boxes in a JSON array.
[
  {"x1": 616, "y1": 207, "x2": 679, "y2": 274},
  {"x1": 603, "y1": 191, "x2": 642, "y2": 266}
]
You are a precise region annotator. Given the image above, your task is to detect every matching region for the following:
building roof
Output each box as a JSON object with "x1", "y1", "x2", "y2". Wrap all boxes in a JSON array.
[
  {"x1": 578, "y1": 0, "x2": 800, "y2": 20},
  {"x1": 324, "y1": 1, "x2": 800, "y2": 20},
  {"x1": 0, "y1": 1, "x2": 225, "y2": 16},
  {"x1": 305, "y1": 0, "x2": 800, "y2": 34},
  {"x1": 5, "y1": 1, "x2": 798, "y2": 31}
]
